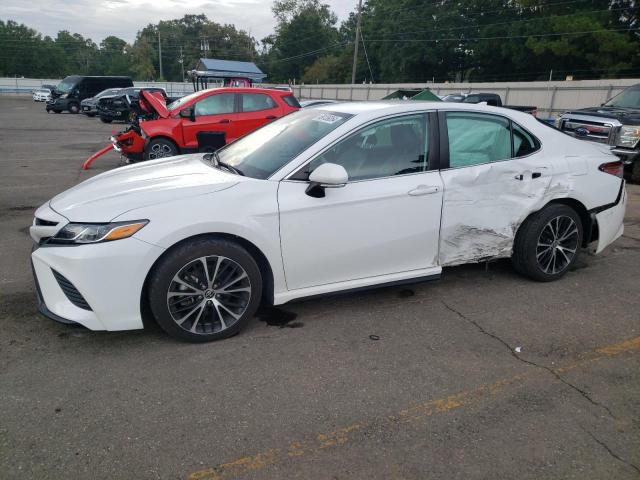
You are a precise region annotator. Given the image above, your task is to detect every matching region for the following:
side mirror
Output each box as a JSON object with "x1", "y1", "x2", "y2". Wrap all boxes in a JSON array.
[
  {"x1": 180, "y1": 107, "x2": 195, "y2": 122},
  {"x1": 305, "y1": 163, "x2": 348, "y2": 198}
]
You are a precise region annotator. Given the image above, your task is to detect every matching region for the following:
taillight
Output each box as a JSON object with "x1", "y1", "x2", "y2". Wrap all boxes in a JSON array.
[{"x1": 599, "y1": 160, "x2": 624, "y2": 178}]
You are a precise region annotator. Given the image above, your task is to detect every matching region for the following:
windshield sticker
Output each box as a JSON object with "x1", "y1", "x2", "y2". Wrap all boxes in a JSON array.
[{"x1": 312, "y1": 113, "x2": 342, "y2": 124}]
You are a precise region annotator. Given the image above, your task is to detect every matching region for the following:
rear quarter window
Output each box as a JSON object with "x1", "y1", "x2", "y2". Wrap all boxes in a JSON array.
[{"x1": 282, "y1": 95, "x2": 301, "y2": 108}]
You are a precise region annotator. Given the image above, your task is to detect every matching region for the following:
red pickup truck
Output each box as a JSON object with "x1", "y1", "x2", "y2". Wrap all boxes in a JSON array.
[{"x1": 84, "y1": 87, "x2": 300, "y2": 168}]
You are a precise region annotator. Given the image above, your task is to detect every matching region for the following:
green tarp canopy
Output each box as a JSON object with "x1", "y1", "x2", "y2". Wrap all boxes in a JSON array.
[{"x1": 382, "y1": 88, "x2": 441, "y2": 101}]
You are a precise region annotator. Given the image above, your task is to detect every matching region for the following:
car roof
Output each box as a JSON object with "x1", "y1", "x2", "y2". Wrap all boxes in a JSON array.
[{"x1": 313, "y1": 100, "x2": 539, "y2": 128}]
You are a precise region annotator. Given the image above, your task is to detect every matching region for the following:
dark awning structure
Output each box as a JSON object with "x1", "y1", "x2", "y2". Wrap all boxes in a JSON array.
[{"x1": 188, "y1": 58, "x2": 266, "y2": 91}]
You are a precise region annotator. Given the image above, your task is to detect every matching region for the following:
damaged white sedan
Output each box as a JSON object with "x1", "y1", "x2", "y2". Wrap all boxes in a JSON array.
[{"x1": 31, "y1": 102, "x2": 626, "y2": 342}]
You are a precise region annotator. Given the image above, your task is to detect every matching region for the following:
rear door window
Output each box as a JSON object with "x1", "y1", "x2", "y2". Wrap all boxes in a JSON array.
[
  {"x1": 446, "y1": 112, "x2": 511, "y2": 167},
  {"x1": 241, "y1": 93, "x2": 277, "y2": 112},
  {"x1": 445, "y1": 112, "x2": 540, "y2": 168}
]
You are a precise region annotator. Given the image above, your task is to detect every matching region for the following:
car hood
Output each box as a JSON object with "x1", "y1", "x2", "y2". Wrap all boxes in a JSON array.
[
  {"x1": 49, "y1": 154, "x2": 239, "y2": 221},
  {"x1": 140, "y1": 89, "x2": 170, "y2": 118},
  {"x1": 567, "y1": 106, "x2": 640, "y2": 125}
]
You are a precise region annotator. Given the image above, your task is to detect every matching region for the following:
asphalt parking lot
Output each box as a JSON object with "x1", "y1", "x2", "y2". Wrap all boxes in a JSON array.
[{"x1": 1, "y1": 96, "x2": 639, "y2": 480}]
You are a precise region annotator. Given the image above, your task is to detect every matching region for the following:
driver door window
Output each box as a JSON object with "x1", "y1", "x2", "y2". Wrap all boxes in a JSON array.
[
  {"x1": 294, "y1": 114, "x2": 429, "y2": 181},
  {"x1": 195, "y1": 93, "x2": 236, "y2": 116}
]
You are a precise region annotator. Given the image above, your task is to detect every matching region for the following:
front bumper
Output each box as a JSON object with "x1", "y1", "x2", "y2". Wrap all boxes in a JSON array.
[
  {"x1": 81, "y1": 103, "x2": 96, "y2": 113},
  {"x1": 610, "y1": 147, "x2": 639, "y2": 163},
  {"x1": 46, "y1": 98, "x2": 70, "y2": 111},
  {"x1": 31, "y1": 237, "x2": 165, "y2": 331}
]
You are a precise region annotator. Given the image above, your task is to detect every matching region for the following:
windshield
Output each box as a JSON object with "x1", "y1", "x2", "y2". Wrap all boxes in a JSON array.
[
  {"x1": 216, "y1": 109, "x2": 353, "y2": 179},
  {"x1": 56, "y1": 79, "x2": 77, "y2": 93},
  {"x1": 604, "y1": 85, "x2": 640, "y2": 108},
  {"x1": 167, "y1": 90, "x2": 207, "y2": 111},
  {"x1": 96, "y1": 88, "x2": 119, "y2": 98}
]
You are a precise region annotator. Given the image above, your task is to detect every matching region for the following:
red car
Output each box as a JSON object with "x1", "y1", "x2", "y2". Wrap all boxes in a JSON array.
[{"x1": 99, "y1": 87, "x2": 300, "y2": 164}]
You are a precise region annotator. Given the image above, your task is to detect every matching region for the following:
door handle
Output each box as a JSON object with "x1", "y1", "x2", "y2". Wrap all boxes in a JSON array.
[
  {"x1": 408, "y1": 185, "x2": 439, "y2": 196},
  {"x1": 265, "y1": 115, "x2": 276, "y2": 120},
  {"x1": 218, "y1": 119, "x2": 231, "y2": 124},
  {"x1": 532, "y1": 172, "x2": 542, "y2": 179}
]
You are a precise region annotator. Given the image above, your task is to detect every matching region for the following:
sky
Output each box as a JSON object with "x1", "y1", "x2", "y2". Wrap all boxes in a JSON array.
[{"x1": 2, "y1": 0, "x2": 356, "y2": 44}]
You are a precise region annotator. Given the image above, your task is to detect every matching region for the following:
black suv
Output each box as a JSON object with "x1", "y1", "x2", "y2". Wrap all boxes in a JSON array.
[{"x1": 46, "y1": 76, "x2": 133, "y2": 114}]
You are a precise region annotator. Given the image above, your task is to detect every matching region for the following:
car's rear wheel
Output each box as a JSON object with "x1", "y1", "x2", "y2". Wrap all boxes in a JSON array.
[
  {"x1": 512, "y1": 204, "x2": 582, "y2": 282},
  {"x1": 144, "y1": 138, "x2": 178, "y2": 160},
  {"x1": 148, "y1": 238, "x2": 262, "y2": 342},
  {"x1": 630, "y1": 160, "x2": 640, "y2": 184}
]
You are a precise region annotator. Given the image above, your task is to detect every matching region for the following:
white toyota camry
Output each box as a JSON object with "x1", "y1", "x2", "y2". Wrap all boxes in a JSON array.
[{"x1": 30, "y1": 102, "x2": 626, "y2": 341}]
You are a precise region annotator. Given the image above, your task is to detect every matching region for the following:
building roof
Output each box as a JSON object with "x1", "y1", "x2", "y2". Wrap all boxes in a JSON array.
[{"x1": 195, "y1": 58, "x2": 266, "y2": 82}]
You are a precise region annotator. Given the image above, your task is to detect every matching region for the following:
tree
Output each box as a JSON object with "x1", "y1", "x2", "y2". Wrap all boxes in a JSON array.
[{"x1": 260, "y1": 0, "x2": 339, "y2": 82}]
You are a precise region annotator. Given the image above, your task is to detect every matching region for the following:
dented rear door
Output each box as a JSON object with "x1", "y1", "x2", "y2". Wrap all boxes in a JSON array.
[{"x1": 438, "y1": 111, "x2": 552, "y2": 266}]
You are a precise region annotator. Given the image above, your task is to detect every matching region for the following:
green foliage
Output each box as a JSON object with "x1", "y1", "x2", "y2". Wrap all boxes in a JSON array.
[
  {"x1": 0, "y1": 14, "x2": 256, "y2": 81},
  {"x1": 259, "y1": 0, "x2": 339, "y2": 82},
  {"x1": 1, "y1": 1, "x2": 639, "y2": 83}
]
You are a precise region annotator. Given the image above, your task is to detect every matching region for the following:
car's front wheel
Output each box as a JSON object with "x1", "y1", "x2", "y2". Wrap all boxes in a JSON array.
[
  {"x1": 68, "y1": 103, "x2": 80, "y2": 114},
  {"x1": 512, "y1": 204, "x2": 583, "y2": 282},
  {"x1": 144, "y1": 138, "x2": 178, "y2": 160},
  {"x1": 148, "y1": 238, "x2": 262, "y2": 342}
]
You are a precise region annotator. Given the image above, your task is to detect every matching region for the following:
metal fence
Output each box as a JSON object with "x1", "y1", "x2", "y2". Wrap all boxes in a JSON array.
[{"x1": 3, "y1": 77, "x2": 639, "y2": 118}]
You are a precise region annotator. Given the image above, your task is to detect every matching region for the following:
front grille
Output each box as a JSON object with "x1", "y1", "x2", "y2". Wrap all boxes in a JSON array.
[
  {"x1": 35, "y1": 218, "x2": 58, "y2": 227},
  {"x1": 52, "y1": 269, "x2": 92, "y2": 311},
  {"x1": 560, "y1": 118, "x2": 613, "y2": 144}
]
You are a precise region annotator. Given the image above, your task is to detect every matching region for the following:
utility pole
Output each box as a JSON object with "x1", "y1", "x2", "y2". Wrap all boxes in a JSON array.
[
  {"x1": 178, "y1": 45, "x2": 185, "y2": 82},
  {"x1": 158, "y1": 31, "x2": 163, "y2": 80},
  {"x1": 351, "y1": 0, "x2": 363, "y2": 85}
]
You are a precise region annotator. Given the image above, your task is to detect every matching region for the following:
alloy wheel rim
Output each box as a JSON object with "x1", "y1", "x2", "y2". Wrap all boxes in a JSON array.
[
  {"x1": 536, "y1": 215, "x2": 579, "y2": 275},
  {"x1": 148, "y1": 143, "x2": 173, "y2": 159},
  {"x1": 166, "y1": 256, "x2": 251, "y2": 335}
]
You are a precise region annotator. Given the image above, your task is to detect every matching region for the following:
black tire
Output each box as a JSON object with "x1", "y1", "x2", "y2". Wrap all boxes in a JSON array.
[
  {"x1": 144, "y1": 137, "x2": 179, "y2": 160},
  {"x1": 100, "y1": 116, "x2": 112, "y2": 123},
  {"x1": 630, "y1": 160, "x2": 640, "y2": 184},
  {"x1": 512, "y1": 204, "x2": 583, "y2": 282},
  {"x1": 148, "y1": 238, "x2": 262, "y2": 342},
  {"x1": 68, "y1": 103, "x2": 80, "y2": 114}
]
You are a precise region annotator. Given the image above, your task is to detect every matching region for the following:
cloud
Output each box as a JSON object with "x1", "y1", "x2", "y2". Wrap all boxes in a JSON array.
[{"x1": 1, "y1": 0, "x2": 356, "y2": 44}]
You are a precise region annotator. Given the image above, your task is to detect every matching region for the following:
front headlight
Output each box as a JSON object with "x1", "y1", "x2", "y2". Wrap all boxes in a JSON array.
[
  {"x1": 615, "y1": 125, "x2": 640, "y2": 148},
  {"x1": 49, "y1": 220, "x2": 148, "y2": 245},
  {"x1": 59, "y1": 93, "x2": 69, "y2": 99}
]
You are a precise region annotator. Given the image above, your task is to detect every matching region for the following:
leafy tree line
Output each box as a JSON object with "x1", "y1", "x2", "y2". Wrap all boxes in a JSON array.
[
  {"x1": 262, "y1": 0, "x2": 640, "y2": 83},
  {"x1": 1, "y1": 1, "x2": 639, "y2": 84},
  {"x1": 0, "y1": 15, "x2": 256, "y2": 81}
]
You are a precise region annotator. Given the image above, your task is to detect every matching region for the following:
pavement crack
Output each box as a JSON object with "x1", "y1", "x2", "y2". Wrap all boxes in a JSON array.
[
  {"x1": 584, "y1": 429, "x2": 640, "y2": 475},
  {"x1": 441, "y1": 300, "x2": 618, "y2": 420}
]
